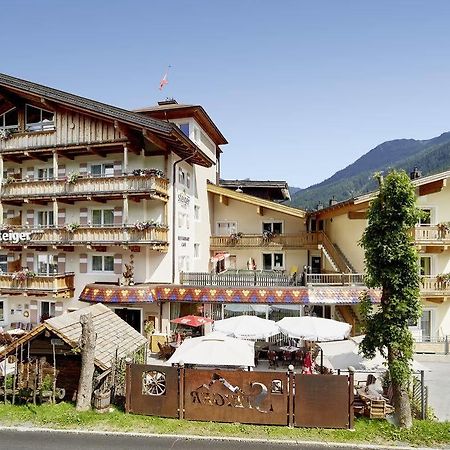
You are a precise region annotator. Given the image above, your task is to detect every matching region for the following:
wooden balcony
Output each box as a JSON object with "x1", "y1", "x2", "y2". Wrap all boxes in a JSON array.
[
  {"x1": 305, "y1": 273, "x2": 365, "y2": 286},
  {"x1": 0, "y1": 272, "x2": 74, "y2": 298},
  {"x1": 414, "y1": 225, "x2": 450, "y2": 249},
  {"x1": 1, "y1": 174, "x2": 169, "y2": 203},
  {"x1": 420, "y1": 276, "x2": 450, "y2": 300},
  {"x1": 210, "y1": 232, "x2": 319, "y2": 250},
  {"x1": 27, "y1": 225, "x2": 169, "y2": 250}
]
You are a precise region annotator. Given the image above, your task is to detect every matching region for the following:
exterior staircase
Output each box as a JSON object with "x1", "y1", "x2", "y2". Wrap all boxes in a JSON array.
[
  {"x1": 335, "y1": 305, "x2": 361, "y2": 336},
  {"x1": 319, "y1": 232, "x2": 353, "y2": 273}
]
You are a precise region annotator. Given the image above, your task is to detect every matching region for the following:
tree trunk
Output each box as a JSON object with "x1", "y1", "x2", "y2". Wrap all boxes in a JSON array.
[
  {"x1": 76, "y1": 313, "x2": 96, "y2": 412},
  {"x1": 388, "y1": 347, "x2": 413, "y2": 428}
]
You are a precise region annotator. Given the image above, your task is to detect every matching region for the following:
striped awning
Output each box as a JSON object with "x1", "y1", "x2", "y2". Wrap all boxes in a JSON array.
[{"x1": 79, "y1": 284, "x2": 381, "y2": 305}]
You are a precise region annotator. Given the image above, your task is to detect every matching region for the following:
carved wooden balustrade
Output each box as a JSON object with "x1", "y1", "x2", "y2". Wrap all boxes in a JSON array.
[
  {"x1": 210, "y1": 232, "x2": 319, "y2": 250},
  {"x1": 27, "y1": 225, "x2": 168, "y2": 248},
  {"x1": 0, "y1": 272, "x2": 74, "y2": 297},
  {"x1": 420, "y1": 276, "x2": 450, "y2": 295},
  {"x1": 414, "y1": 225, "x2": 450, "y2": 244},
  {"x1": 1, "y1": 174, "x2": 169, "y2": 200}
]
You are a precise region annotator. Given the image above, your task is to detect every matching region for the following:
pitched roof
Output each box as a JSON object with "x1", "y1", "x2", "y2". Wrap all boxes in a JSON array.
[
  {"x1": 219, "y1": 179, "x2": 291, "y2": 201},
  {"x1": 0, "y1": 303, "x2": 146, "y2": 371},
  {"x1": 207, "y1": 183, "x2": 305, "y2": 218},
  {"x1": 0, "y1": 73, "x2": 214, "y2": 167}
]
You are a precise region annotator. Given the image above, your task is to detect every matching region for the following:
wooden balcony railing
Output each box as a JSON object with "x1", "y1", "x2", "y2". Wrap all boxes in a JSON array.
[
  {"x1": 0, "y1": 272, "x2": 74, "y2": 297},
  {"x1": 1, "y1": 174, "x2": 169, "y2": 200},
  {"x1": 414, "y1": 225, "x2": 450, "y2": 243},
  {"x1": 27, "y1": 225, "x2": 168, "y2": 248},
  {"x1": 180, "y1": 271, "x2": 366, "y2": 287},
  {"x1": 210, "y1": 232, "x2": 319, "y2": 249},
  {"x1": 420, "y1": 276, "x2": 450, "y2": 295},
  {"x1": 305, "y1": 273, "x2": 365, "y2": 286}
]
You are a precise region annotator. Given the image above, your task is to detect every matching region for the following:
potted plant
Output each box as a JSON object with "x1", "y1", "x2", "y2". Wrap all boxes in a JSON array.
[
  {"x1": 437, "y1": 222, "x2": 450, "y2": 239},
  {"x1": 0, "y1": 129, "x2": 14, "y2": 141},
  {"x1": 66, "y1": 172, "x2": 81, "y2": 185},
  {"x1": 12, "y1": 269, "x2": 37, "y2": 283},
  {"x1": 65, "y1": 223, "x2": 80, "y2": 232}
]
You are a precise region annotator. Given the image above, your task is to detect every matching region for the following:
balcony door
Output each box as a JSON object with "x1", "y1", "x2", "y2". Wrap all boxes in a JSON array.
[
  {"x1": 420, "y1": 309, "x2": 433, "y2": 342},
  {"x1": 37, "y1": 254, "x2": 58, "y2": 275},
  {"x1": 114, "y1": 308, "x2": 141, "y2": 333}
]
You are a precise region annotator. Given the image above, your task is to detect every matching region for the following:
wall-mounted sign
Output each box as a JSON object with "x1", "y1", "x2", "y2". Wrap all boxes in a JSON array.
[
  {"x1": 0, "y1": 230, "x2": 31, "y2": 244},
  {"x1": 177, "y1": 192, "x2": 190, "y2": 208}
]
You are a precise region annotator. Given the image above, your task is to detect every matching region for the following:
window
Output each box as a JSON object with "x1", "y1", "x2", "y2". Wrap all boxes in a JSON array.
[
  {"x1": 37, "y1": 254, "x2": 58, "y2": 275},
  {"x1": 178, "y1": 167, "x2": 185, "y2": 185},
  {"x1": 0, "y1": 255, "x2": 7, "y2": 273},
  {"x1": 194, "y1": 205, "x2": 200, "y2": 221},
  {"x1": 216, "y1": 221, "x2": 237, "y2": 236},
  {"x1": 179, "y1": 123, "x2": 189, "y2": 137},
  {"x1": 37, "y1": 210, "x2": 54, "y2": 227},
  {"x1": 263, "y1": 221, "x2": 283, "y2": 234},
  {"x1": 186, "y1": 173, "x2": 191, "y2": 189},
  {"x1": 200, "y1": 129, "x2": 216, "y2": 153},
  {"x1": 420, "y1": 310, "x2": 433, "y2": 342},
  {"x1": 90, "y1": 163, "x2": 114, "y2": 178},
  {"x1": 92, "y1": 209, "x2": 114, "y2": 226},
  {"x1": 0, "y1": 300, "x2": 3, "y2": 321},
  {"x1": 92, "y1": 255, "x2": 114, "y2": 272},
  {"x1": 419, "y1": 256, "x2": 432, "y2": 276},
  {"x1": 194, "y1": 243, "x2": 200, "y2": 259},
  {"x1": 41, "y1": 301, "x2": 56, "y2": 319},
  {"x1": 25, "y1": 105, "x2": 55, "y2": 132},
  {"x1": 262, "y1": 253, "x2": 284, "y2": 270},
  {"x1": 0, "y1": 107, "x2": 18, "y2": 131},
  {"x1": 37, "y1": 167, "x2": 54, "y2": 180},
  {"x1": 418, "y1": 208, "x2": 432, "y2": 225}
]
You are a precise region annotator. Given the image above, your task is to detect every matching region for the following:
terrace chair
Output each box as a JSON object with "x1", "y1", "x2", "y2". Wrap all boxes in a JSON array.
[{"x1": 282, "y1": 351, "x2": 292, "y2": 367}]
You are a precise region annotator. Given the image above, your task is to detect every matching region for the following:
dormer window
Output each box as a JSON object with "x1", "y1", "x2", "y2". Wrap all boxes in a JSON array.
[
  {"x1": 25, "y1": 104, "x2": 55, "y2": 132},
  {"x1": 0, "y1": 107, "x2": 18, "y2": 131}
]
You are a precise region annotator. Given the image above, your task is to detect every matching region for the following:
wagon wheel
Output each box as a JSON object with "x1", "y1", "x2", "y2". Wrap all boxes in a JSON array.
[{"x1": 142, "y1": 371, "x2": 166, "y2": 396}]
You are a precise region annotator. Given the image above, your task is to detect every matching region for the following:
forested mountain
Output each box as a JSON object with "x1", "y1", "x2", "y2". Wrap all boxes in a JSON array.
[{"x1": 290, "y1": 132, "x2": 450, "y2": 210}]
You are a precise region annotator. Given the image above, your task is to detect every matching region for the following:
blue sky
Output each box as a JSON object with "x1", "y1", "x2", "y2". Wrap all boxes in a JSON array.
[{"x1": 2, "y1": 0, "x2": 450, "y2": 188}]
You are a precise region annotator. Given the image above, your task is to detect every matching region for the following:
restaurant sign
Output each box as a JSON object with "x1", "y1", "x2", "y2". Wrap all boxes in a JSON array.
[{"x1": 184, "y1": 369, "x2": 288, "y2": 425}]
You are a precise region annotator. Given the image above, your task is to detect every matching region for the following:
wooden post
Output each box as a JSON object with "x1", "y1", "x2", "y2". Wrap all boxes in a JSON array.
[
  {"x1": 348, "y1": 369, "x2": 355, "y2": 429},
  {"x1": 178, "y1": 363, "x2": 185, "y2": 420},
  {"x1": 12, "y1": 347, "x2": 18, "y2": 405},
  {"x1": 52, "y1": 342, "x2": 57, "y2": 404},
  {"x1": 3, "y1": 357, "x2": 7, "y2": 404},
  {"x1": 125, "y1": 363, "x2": 131, "y2": 414},
  {"x1": 288, "y1": 365, "x2": 294, "y2": 427},
  {"x1": 76, "y1": 313, "x2": 96, "y2": 411}
]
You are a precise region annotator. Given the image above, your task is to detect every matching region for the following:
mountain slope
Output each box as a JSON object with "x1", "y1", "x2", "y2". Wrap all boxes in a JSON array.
[{"x1": 291, "y1": 132, "x2": 450, "y2": 210}]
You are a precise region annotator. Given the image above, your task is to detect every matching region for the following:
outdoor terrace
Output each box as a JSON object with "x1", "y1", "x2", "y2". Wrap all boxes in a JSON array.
[
  {"x1": 0, "y1": 272, "x2": 74, "y2": 297},
  {"x1": 0, "y1": 173, "x2": 169, "y2": 203}
]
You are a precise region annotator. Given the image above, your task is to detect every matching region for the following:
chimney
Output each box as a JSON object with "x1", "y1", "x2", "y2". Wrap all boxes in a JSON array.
[
  {"x1": 317, "y1": 202, "x2": 324, "y2": 210},
  {"x1": 410, "y1": 167, "x2": 422, "y2": 180},
  {"x1": 329, "y1": 196, "x2": 337, "y2": 206}
]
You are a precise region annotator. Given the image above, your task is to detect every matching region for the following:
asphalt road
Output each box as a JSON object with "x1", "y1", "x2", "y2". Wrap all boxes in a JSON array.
[{"x1": 0, "y1": 429, "x2": 378, "y2": 450}]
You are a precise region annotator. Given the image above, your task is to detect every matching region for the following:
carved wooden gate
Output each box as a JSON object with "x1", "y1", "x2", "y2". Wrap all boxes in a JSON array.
[{"x1": 125, "y1": 364, "x2": 353, "y2": 428}]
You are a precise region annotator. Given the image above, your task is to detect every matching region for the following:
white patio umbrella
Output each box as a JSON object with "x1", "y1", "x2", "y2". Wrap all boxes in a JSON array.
[
  {"x1": 276, "y1": 316, "x2": 352, "y2": 341},
  {"x1": 167, "y1": 331, "x2": 255, "y2": 367},
  {"x1": 213, "y1": 315, "x2": 279, "y2": 340}
]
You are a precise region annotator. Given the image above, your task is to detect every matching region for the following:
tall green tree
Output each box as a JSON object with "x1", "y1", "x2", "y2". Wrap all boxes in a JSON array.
[{"x1": 359, "y1": 170, "x2": 422, "y2": 428}]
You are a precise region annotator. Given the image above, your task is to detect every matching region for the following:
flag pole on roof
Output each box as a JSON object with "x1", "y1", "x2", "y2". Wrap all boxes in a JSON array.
[{"x1": 159, "y1": 65, "x2": 171, "y2": 91}]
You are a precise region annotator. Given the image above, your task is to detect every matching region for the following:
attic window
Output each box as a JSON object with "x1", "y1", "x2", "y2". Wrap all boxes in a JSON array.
[
  {"x1": 0, "y1": 107, "x2": 18, "y2": 131},
  {"x1": 25, "y1": 104, "x2": 55, "y2": 132}
]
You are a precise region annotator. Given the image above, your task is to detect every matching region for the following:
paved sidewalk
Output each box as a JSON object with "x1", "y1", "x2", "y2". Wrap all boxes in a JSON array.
[{"x1": 415, "y1": 354, "x2": 450, "y2": 421}]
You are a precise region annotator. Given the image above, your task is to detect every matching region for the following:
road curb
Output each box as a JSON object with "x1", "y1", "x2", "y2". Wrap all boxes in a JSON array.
[{"x1": 0, "y1": 425, "x2": 434, "y2": 450}]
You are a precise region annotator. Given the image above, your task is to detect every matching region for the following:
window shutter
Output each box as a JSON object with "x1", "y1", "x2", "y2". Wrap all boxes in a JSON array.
[
  {"x1": 55, "y1": 301, "x2": 63, "y2": 317},
  {"x1": 29, "y1": 300, "x2": 38, "y2": 324},
  {"x1": 57, "y1": 253, "x2": 66, "y2": 273},
  {"x1": 26, "y1": 253, "x2": 34, "y2": 271},
  {"x1": 79, "y1": 163, "x2": 87, "y2": 176},
  {"x1": 114, "y1": 160, "x2": 122, "y2": 176},
  {"x1": 114, "y1": 206, "x2": 123, "y2": 225},
  {"x1": 114, "y1": 254, "x2": 122, "y2": 274},
  {"x1": 58, "y1": 164, "x2": 66, "y2": 179},
  {"x1": 26, "y1": 210, "x2": 34, "y2": 227},
  {"x1": 80, "y1": 208, "x2": 88, "y2": 225},
  {"x1": 79, "y1": 253, "x2": 88, "y2": 273},
  {"x1": 58, "y1": 208, "x2": 66, "y2": 226},
  {"x1": 27, "y1": 167, "x2": 34, "y2": 180}
]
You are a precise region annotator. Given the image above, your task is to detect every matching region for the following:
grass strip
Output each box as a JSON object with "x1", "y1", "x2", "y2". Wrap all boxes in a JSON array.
[{"x1": 0, "y1": 403, "x2": 448, "y2": 447}]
